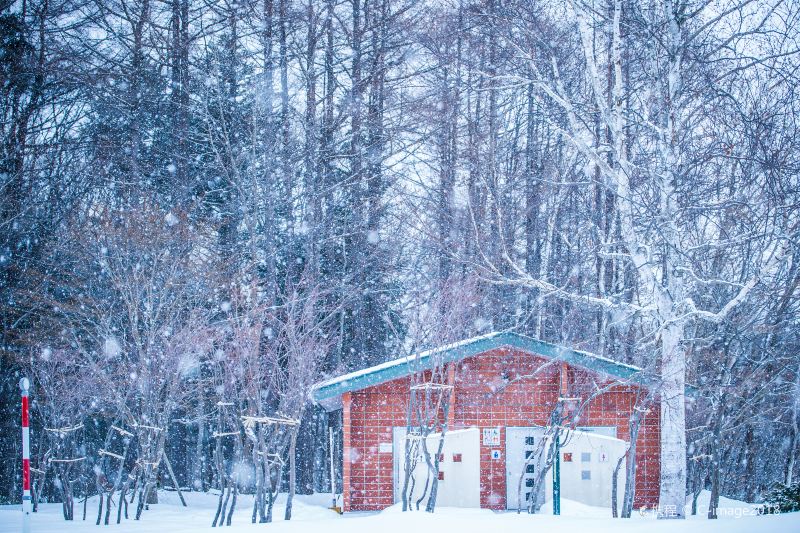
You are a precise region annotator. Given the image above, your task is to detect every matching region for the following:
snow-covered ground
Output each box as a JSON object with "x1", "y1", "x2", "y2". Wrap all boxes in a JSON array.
[{"x1": 1, "y1": 491, "x2": 797, "y2": 533}]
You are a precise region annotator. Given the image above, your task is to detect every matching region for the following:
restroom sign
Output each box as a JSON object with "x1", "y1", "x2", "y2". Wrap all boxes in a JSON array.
[{"x1": 483, "y1": 427, "x2": 500, "y2": 446}]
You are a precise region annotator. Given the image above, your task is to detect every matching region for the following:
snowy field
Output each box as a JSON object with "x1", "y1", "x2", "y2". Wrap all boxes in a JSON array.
[{"x1": 1, "y1": 491, "x2": 798, "y2": 533}]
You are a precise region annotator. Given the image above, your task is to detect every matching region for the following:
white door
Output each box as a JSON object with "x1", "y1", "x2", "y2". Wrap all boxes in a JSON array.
[
  {"x1": 505, "y1": 427, "x2": 547, "y2": 510},
  {"x1": 393, "y1": 426, "x2": 481, "y2": 508}
]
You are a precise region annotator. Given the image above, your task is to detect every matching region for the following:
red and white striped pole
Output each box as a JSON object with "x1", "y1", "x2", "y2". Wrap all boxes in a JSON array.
[{"x1": 20, "y1": 377, "x2": 31, "y2": 533}]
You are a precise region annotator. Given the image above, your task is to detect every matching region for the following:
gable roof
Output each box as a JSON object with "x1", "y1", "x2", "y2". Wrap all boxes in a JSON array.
[{"x1": 310, "y1": 331, "x2": 656, "y2": 411}]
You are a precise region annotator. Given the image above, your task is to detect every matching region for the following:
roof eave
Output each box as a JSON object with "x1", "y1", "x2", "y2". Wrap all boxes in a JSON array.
[{"x1": 311, "y1": 332, "x2": 657, "y2": 410}]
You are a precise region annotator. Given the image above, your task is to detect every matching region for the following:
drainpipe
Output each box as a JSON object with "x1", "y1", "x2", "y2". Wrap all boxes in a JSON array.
[
  {"x1": 553, "y1": 432, "x2": 560, "y2": 516},
  {"x1": 553, "y1": 362, "x2": 568, "y2": 516}
]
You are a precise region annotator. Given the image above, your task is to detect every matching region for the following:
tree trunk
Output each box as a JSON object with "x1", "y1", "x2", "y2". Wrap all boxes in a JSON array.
[
  {"x1": 96, "y1": 485, "x2": 103, "y2": 525},
  {"x1": 425, "y1": 393, "x2": 451, "y2": 513},
  {"x1": 226, "y1": 483, "x2": 237, "y2": 526},
  {"x1": 708, "y1": 459, "x2": 720, "y2": 519},
  {"x1": 621, "y1": 410, "x2": 643, "y2": 518},
  {"x1": 424, "y1": 433, "x2": 446, "y2": 513},
  {"x1": 211, "y1": 478, "x2": 226, "y2": 527},
  {"x1": 285, "y1": 430, "x2": 298, "y2": 520},
  {"x1": 658, "y1": 321, "x2": 687, "y2": 519},
  {"x1": 744, "y1": 425, "x2": 756, "y2": 502},
  {"x1": 612, "y1": 454, "x2": 625, "y2": 517},
  {"x1": 785, "y1": 411, "x2": 798, "y2": 486}
]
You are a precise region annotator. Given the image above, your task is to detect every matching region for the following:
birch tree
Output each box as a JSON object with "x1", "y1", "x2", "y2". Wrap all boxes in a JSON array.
[{"x1": 481, "y1": 0, "x2": 799, "y2": 516}]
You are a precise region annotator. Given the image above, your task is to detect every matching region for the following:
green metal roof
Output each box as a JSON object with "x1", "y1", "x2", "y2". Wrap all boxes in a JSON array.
[{"x1": 311, "y1": 332, "x2": 659, "y2": 411}]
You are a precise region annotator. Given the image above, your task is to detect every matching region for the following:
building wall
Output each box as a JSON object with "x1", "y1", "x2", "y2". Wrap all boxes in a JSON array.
[{"x1": 341, "y1": 347, "x2": 661, "y2": 512}]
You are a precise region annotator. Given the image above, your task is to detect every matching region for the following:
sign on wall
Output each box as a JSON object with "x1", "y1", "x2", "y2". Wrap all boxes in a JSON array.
[{"x1": 482, "y1": 427, "x2": 500, "y2": 446}]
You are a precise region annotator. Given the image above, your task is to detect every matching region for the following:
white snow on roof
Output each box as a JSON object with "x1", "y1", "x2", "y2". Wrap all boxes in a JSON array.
[
  {"x1": 311, "y1": 331, "x2": 505, "y2": 392},
  {"x1": 311, "y1": 331, "x2": 644, "y2": 397},
  {"x1": 564, "y1": 346, "x2": 642, "y2": 372}
]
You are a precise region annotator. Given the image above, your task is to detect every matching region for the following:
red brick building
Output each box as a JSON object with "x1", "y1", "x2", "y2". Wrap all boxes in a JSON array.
[{"x1": 311, "y1": 332, "x2": 661, "y2": 512}]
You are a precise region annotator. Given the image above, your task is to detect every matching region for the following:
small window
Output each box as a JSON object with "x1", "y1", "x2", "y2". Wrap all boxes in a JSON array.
[
  {"x1": 581, "y1": 452, "x2": 591, "y2": 462},
  {"x1": 525, "y1": 436, "x2": 535, "y2": 446},
  {"x1": 452, "y1": 453, "x2": 462, "y2": 463},
  {"x1": 439, "y1": 453, "x2": 445, "y2": 462},
  {"x1": 581, "y1": 470, "x2": 591, "y2": 480},
  {"x1": 525, "y1": 450, "x2": 533, "y2": 459},
  {"x1": 526, "y1": 464, "x2": 535, "y2": 474},
  {"x1": 525, "y1": 478, "x2": 534, "y2": 487},
  {"x1": 525, "y1": 492, "x2": 531, "y2": 501},
  {"x1": 563, "y1": 453, "x2": 573, "y2": 462},
  {"x1": 438, "y1": 471, "x2": 444, "y2": 481}
]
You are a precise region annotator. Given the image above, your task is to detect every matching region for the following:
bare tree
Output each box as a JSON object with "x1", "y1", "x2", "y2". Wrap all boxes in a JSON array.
[
  {"x1": 400, "y1": 276, "x2": 479, "y2": 512},
  {"x1": 475, "y1": 0, "x2": 800, "y2": 516},
  {"x1": 27, "y1": 348, "x2": 94, "y2": 521}
]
